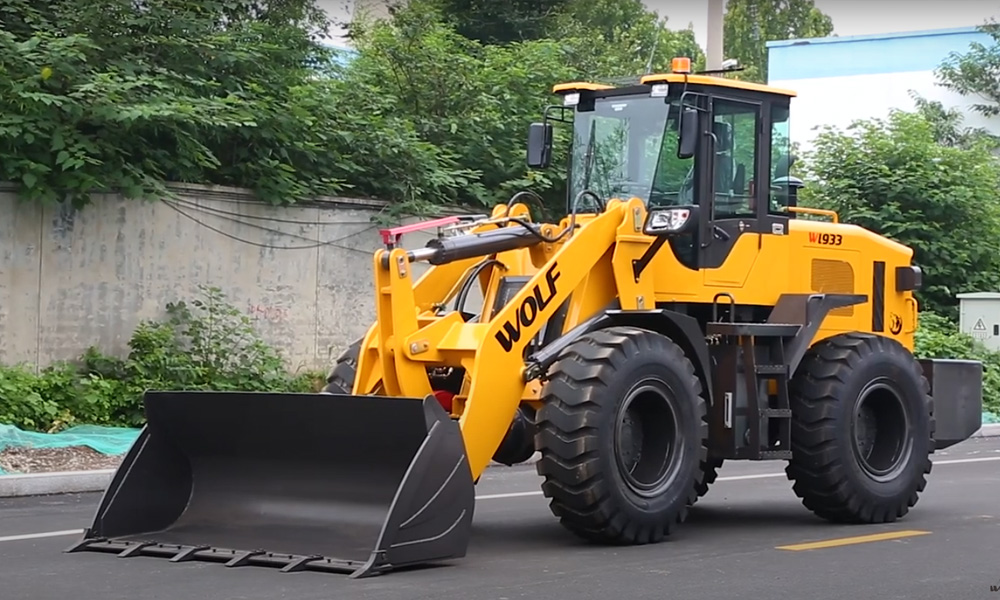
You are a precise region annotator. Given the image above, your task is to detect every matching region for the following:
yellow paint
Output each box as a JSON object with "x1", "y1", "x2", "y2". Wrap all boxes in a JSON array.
[
  {"x1": 639, "y1": 73, "x2": 798, "y2": 96},
  {"x1": 776, "y1": 530, "x2": 932, "y2": 551},
  {"x1": 552, "y1": 81, "x2": 615, "y2": 93},
  {"x1": 352, "y1": 196, "x2": 921, "y2": 481},
  {"x1": 552, "y1": 73, "x2": 797, "y2": 97},
  {"x1": 346, "y1": 77, "x2": 922, "y2": 483}
]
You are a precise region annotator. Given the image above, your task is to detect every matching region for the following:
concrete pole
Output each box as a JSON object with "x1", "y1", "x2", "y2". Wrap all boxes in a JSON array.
[{"x1": 706, "y1": 0, "x2": 725, "y2": 71}]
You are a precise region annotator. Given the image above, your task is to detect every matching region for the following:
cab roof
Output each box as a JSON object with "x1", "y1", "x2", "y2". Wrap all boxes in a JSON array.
[{"x1": 552, "y1": 73, "x2": 797, "y2": 97}]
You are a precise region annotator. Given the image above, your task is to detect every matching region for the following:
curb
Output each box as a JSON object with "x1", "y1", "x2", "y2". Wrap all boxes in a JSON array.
[
  {"x1": 972, "y1": 423, "x2": 1000, "y2": 438},
  {"x1": 0, "y1": 469, "x2": 114, "y2": 498},
  {"x1": 2, "y1": 425, "x2": 998, "y2": 499}
]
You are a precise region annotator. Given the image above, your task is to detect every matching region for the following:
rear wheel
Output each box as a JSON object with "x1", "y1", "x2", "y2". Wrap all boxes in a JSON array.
[
  {"x1": 534, "y1": 326, "x2": 710, "y2": 544},
  {"x1": 785, "y1": 333, "x2": 934, "y2": 523},
  {"x1": 322, "y1": 338, "x2": 362, "y2": 394}
]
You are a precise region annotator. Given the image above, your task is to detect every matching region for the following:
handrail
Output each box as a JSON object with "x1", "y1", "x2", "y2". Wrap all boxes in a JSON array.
[{"x1": 786, "y1": 206, "x2": 839, "y2": 223}]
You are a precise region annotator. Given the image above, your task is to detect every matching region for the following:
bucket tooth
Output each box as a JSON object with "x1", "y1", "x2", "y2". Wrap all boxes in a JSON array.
[{"x1": 67, "y1": 390, "x2": 476, "y2": 578}]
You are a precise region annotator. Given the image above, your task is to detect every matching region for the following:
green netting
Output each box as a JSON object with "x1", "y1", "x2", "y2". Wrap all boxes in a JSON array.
[
  {"x1": 0, "y1": 424, "x2": 140, "y2": 475},
  {"x1": 984, "y1": 410, "x2": 1000, "y2": 424}
]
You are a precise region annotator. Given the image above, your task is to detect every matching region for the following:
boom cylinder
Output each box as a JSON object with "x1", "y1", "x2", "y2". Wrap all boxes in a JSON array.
[{"x1": 401, "y1": 225, "x2": 541, "y2": 266}]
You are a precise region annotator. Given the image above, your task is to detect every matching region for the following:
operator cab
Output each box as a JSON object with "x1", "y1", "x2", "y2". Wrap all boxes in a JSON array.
[{"x1": 527, "y1": 57, "x2": 804, "y2": 271}]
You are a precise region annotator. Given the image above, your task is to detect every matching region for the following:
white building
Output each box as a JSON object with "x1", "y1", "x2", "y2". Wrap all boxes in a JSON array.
[
  {"x1": 315, "y1": 0, "x2": 395, "y2": 49},
  {"x1": 766, "y1": 26, "x2": 1000, "y2": 152}
]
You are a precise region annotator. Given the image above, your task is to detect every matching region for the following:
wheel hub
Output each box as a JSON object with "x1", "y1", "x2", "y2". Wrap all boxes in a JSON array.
[
  {"x1": 613, "y1": 379, "x2": 682, "y2": 498},
  {"x1": 851, "y1": 379, "x2": 913, "y2": 482}
]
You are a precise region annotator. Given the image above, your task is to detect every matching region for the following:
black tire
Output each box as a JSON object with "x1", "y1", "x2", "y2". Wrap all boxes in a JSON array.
[
  {"x1": 322, "y1": 338, "x2": 362, "y2": 394},
  {"x1": 534, "y1": 326, "x2": 710, "y2": 544},
  {"x1": 785, "y1": 332, "x2": 934, "y2": 523},
  {"x1": 695, "y1": 457, "x2": 724, "y2": 500}
]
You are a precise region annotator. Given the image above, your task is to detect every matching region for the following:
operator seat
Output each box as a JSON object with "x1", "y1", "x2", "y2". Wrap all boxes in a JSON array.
[{"x1": 712, "y1": 121, "x2": 738, "y2": 216}]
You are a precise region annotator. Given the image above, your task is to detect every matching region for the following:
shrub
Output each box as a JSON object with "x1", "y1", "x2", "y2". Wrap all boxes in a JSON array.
[
  {"x1": 0, "y1": 286, "x2": 325, "y2": 432},
  {"x1": 914, "y1": 311, "x2": 1000, "y2": 415}
]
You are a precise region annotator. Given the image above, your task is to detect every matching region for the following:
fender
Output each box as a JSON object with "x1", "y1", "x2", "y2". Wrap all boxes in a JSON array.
[{"x1": 525, "y1": 308, "x2": 716, "y2": 407}]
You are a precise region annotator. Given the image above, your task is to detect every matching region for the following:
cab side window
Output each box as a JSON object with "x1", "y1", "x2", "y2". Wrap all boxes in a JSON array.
[{"x1": 769, "y1": 104, "x2": 793, "y2": 213}]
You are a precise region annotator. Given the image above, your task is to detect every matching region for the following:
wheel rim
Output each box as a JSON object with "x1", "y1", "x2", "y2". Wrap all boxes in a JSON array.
[
  {"x1": 613, "y1": 378, "x2": 683, "y2": 498},
  {"x1": 851, "y1": 378, "x2": 913, "y2": 482}
]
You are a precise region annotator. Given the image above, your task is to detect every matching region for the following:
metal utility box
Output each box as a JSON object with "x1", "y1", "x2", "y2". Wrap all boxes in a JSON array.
[{"x1": 956, "y1": 292, "x2": 1000, "y2": 351}]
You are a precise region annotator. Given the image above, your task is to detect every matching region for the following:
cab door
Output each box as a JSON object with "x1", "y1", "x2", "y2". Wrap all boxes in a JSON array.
[{"x1": 701, "y1": 95, "x2": 765, "y2": 287}]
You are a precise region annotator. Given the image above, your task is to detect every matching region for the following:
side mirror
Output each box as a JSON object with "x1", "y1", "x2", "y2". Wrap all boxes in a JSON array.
[
  {"x1": 677, "y1": 107, "x2": 699, "y2": 159},
  {"x1": 643, "y1": 205, "x2": 700, "y2": 236},
  {"x1": 526, "y1": 122, "x2": 553, "y2": 169}
]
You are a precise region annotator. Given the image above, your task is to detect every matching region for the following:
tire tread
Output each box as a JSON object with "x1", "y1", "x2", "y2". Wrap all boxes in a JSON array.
[
  {"x1": 785, "y1": 332, "x2": 935, "y2": 523},
  {"x1": 535, "y1": 326, "x2": 710, "y2": 544}
]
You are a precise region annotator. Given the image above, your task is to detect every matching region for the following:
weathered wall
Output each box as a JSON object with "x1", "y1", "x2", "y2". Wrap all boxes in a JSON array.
[{"x1": 0, "y1": 183, "x2": 455, "y2": 372}]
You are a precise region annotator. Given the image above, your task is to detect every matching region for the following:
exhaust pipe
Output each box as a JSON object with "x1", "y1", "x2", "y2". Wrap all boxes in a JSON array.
[{"x1": 67, "y1": 391, "x2": 475, "y2": 578}]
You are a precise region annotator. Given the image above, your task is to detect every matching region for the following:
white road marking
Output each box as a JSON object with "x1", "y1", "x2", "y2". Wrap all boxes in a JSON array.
[
  {"x1": 1, "y1": 456, "x2": 997, "y2": 543},
  {"x1": 473, "y1": 455, "x2": 1000, "y2": 501},
  {"x1": 0, "y1": 529, "x2": 83, "y2": 543},
  {"x1": 935, "y1": 456, "x2": 1000, "y2": 465}
]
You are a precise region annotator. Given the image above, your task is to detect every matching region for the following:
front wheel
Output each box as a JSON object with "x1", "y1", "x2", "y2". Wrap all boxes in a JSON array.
[
  {"x1": 785, "y1": 333, "x2": 934, "y2": 523},
  {"x1": 534, "y1": 326, "x2": 710, "y2": 544}
]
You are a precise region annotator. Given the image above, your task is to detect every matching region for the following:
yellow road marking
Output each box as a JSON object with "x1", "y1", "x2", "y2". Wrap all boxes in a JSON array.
[{"x1": 776, "y1": 530, "x2": 932, "y2": 551}]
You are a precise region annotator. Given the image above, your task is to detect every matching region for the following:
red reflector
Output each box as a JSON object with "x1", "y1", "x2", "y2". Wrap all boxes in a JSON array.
[{"x1": 433, "y1": 389, "x2": 455, "y2": 412}]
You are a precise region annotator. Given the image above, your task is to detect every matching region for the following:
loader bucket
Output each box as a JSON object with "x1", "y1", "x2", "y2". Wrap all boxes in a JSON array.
[{"x1": 67, "y1": 391, "x2": 476, "y2": 579}]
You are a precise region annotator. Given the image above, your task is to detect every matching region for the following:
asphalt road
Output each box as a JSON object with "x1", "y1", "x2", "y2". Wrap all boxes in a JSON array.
[{"x1": 2, "y1": 438, "x2": 1000, "y2": 600}]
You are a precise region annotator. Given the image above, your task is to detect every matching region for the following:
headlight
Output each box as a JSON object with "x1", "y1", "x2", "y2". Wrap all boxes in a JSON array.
[{"x1": 643, "y1": 207, "x2": 697, "y2": 235}]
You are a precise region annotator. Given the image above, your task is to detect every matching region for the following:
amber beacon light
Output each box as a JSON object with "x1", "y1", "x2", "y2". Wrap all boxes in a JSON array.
[{"x1": 671, "y1": 56, "x2": 692, "y2": 73}]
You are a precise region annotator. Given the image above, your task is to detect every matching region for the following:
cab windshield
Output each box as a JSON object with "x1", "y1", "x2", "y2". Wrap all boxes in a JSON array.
[{"x1": 568, "y1": 94, "x2": 692, "y2": 209}]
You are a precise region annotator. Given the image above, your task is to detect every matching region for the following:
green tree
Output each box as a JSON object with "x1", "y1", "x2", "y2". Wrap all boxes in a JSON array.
[
  {"x1": 798, "y1": 109, "x2": 1000, "y2": 319},
  {"x1": 936, "y1": 20, "x2": 1000, "y2": 118},
  {"x1": 337, "y1": 0, "x2": 706, "y2": 215},
  {"x1": 424, "y1": 0, "x2": 569, "y2": 44},
  {"x1": 412, "y1": 0, "x2": 703, "y2": 77},
  {"x1": 556, "y1": 0, "x2": 705, "y2": 78},
  {"x1": 339, "y1": 2, "x2": 582, "y2": 213},
  {"x1": 909, "y1": 92, "x2": 1000, "y2": 150},
  {"x1": 0, "y1": 0, "x2": 361, "y2": 207},
  {"x1": 722, "y1": 0, "x2": 834, "y2": 82}
]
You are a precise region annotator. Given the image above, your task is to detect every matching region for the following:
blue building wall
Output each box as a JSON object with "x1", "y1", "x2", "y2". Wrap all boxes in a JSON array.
[
  {"x1": 766, "y1": 26, "x2": 993, "y2": 81},
  {"x1": 322, "y1": 43, "x2": 359, "y2": 67},
  {"x1": 763, "y1": 26, "x2": 1000, "y2": 150}
]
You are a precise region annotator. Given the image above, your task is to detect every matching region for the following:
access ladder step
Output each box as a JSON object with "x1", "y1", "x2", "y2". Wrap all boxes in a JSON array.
[
  {"x1": 760, "y1": 408, "x2": 792, "y2": 418},
  {"x1": 758, "y1": 450, "x2": 793, "y2": 460},
  {"x1": 755, "y1": 364, "x2": 789, "y2": 376},
  {"x1": 706, "y1": 322, "x2": 801, "y2": 338}
]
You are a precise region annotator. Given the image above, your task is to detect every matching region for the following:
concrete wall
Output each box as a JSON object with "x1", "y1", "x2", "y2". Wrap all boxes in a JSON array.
[
  {"x1": 0, "y1": 183, "x2": 460, "y2": 372},
  {"x1": 766, "y1": 27, "x2": 1000, "y2": 152}
]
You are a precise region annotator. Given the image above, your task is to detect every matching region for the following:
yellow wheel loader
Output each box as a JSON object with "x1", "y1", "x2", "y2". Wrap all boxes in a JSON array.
[{"x1": 69, "y1": 58, "x2": 984, "y2": 578}]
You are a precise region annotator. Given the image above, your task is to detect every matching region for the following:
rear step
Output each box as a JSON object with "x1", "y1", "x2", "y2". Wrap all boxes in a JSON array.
[{"x1": 66, "y1": 391, "x2": 476, "y2": 579}]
